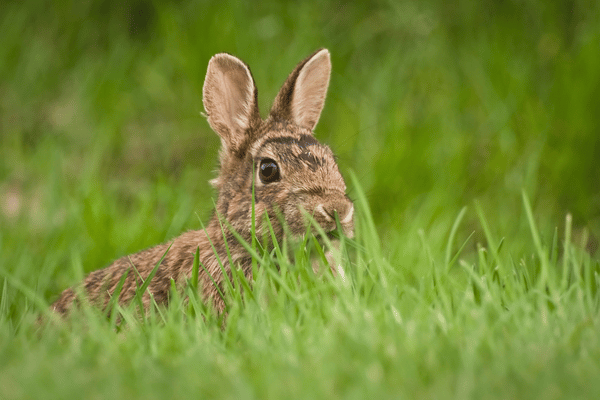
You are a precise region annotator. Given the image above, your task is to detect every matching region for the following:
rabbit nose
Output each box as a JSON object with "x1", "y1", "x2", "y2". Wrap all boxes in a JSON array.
[{"x1": 318, "y1": 198, "x2": 354, "y2": 225}]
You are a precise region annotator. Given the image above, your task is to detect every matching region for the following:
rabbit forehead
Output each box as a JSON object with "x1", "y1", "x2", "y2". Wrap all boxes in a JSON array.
[
  {"x1": 253, "y1": 134, "x2": 331, "y2": 160},
  {"x1": 250, "y1": 121, "x2": 331, "y2": 157},
  {"x1": 251, "y1": 121, "x2": 313, "y2": 152}
]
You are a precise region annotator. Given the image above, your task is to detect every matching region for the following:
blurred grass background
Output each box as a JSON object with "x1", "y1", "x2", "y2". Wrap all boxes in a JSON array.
[
  {"x1": 1, "y1": 0, "x2": 599, "y2": 309},
  {"x1": 1, "y1": 1, "x2": 600, "y2": 398}
]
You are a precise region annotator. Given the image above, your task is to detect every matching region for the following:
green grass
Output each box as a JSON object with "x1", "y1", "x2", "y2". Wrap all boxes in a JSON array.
[{"x1": 1, "y1": 0, "x2": 599, "y2": 398}]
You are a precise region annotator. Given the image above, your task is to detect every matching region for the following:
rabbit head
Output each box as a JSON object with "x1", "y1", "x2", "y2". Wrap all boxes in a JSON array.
[{"x1": 202, "y1": 49, "x2": 353, "y2": 246}]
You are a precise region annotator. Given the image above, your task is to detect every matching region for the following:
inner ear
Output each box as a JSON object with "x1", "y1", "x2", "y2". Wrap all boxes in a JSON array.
[
  {"x1": 270, "y1": 49, "x2": 331, "y2": 130},
  {"x1": 203, "y1": 53, "x2": 260, "y2": 153}
]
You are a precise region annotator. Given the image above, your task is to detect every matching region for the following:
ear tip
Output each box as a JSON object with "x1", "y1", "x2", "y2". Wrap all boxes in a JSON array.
[
  {"x1": 208, "y1": 53, "x2": 242, "y2": 68},
  {"x1": 314, "y1": 48, "x2": 331, "y2": 61},
  {"x1": 308, "y1": 49, "x2": 331, "y2": 73},
  {"x1": 205, "y1": 53, "x2": 254, "y2": 91}
]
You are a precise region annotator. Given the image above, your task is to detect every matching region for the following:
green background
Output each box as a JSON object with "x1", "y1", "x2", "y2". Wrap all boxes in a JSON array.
[
  {"x1": 2, "y1": 1, "x2": 599, "y2": 271},
  {"x1": 1, "y1": 0, "x2": 599, "y2": 398}
]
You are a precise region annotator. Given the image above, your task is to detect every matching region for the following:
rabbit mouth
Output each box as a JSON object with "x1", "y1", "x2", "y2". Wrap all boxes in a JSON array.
[
  {"x1": 310, "y1": 233, "x2": 345, "y2": 276},
  {"x1": 313, "y1": 227, "x2": 342, "y2": 247},
  {"x1": 325, "y1": 229, "x2": 340, "y2": 241},
  {"x1": 314, "y1": 229, "x2": 345, "y2": 257}
]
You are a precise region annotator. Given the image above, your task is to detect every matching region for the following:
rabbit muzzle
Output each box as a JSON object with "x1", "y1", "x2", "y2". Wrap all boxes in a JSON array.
[{"x1": 313, "y1": 197, "x2": 354, "y2": 238}]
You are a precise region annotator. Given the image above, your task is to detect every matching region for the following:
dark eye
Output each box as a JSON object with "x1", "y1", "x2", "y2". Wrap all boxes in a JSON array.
[{"x1": 259, "y1": 158, "x2": 280, "y2": 184}]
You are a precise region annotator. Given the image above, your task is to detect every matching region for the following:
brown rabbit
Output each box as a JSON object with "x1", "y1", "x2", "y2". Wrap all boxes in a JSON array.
[{"x1": 51, "y1": 49, "x2": 354, "y2": 315}]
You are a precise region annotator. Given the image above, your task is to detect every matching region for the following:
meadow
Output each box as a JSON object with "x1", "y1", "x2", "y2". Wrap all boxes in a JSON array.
[{"x1": 1, "y1": 0, "x2": 599, "y2": 398}]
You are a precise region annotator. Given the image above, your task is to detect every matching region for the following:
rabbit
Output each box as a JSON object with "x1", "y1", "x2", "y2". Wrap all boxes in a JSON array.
[{"x1": 50, "y1": 48, "x2": 354, "y2": 316}]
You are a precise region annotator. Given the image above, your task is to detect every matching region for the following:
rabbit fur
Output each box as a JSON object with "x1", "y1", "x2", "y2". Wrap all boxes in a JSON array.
[{"x1": 51, "y1": 49, "x2": 354, "y2": 315}]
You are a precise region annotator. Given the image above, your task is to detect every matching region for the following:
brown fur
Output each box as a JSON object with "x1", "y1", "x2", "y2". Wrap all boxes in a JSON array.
[{"x1": 51, "y1": 49, "x2": 354, "y2": 315}]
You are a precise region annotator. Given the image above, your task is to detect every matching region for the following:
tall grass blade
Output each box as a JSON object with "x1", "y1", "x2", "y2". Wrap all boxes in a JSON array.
[
  {"x1": 562, "y1": 213, "x2": 572, "y2": 291},
  {"x1": 131, "y1": 243, "x2": 173, "y2": 311},
  {"x1": 190, "y1": 246, "x2": 200, "y2": 292},
  {"x1": 106, "y1": 267, "x2": 130, "y2": 325},
  {"x1": 445, "y1": 206, "x2": 467, "y2": 270},
  {"x1": 522, "y1": 190, "x2": 549, "y2": 289}
]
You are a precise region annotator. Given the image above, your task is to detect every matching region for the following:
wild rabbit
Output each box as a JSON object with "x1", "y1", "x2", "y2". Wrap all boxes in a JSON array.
[{"x1": 51, "y1": 48, "x2": 354, "y2": 315}]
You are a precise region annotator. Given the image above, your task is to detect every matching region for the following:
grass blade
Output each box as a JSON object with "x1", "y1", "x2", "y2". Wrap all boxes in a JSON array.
[
  {"x1": 445, "y1": 206, "x2": 467, "y2": 270},
  {"x1": 522, "y1": 190, "x2": 549, "y2": 289},
  {"x1": 106, "y1": 267, "x2": 130, "y2": 325},
  {"x1": 131, "y1": 243, "x2": 173, "y2": 311},
  {"x1": 190, "y1": 246, "x2": 200, "y2": 292}
]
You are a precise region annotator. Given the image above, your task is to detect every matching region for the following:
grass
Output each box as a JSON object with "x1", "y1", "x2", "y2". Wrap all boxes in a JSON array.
[
  {"x1": 1, "y1": 188, "x2": 598, "y2": 399},
  {"x1": 1, "y1": 0, "x2": 599, "y2": 398}
]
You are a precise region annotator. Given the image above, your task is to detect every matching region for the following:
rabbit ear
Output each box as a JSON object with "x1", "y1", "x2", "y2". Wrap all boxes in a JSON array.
[
  {"x1": 203, "y1": 53, "x2": 260, "y2": 153},
  {"x1": 270, "y1": 48, "x2": 331, "y2": 130}
]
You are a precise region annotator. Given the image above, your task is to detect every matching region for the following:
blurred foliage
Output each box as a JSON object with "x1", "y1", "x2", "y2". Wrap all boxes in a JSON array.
[
  {"x1": 1, "y1": 3, "x2": 599, "y2": 396},
  {"x1": 1, "y1": 0, "x2": 599, "y2": 286}
]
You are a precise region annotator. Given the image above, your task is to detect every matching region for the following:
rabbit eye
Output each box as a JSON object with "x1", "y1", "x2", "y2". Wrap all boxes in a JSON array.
[{"x1": 259, "y1": 158, "x2": 280, "y2": 184}]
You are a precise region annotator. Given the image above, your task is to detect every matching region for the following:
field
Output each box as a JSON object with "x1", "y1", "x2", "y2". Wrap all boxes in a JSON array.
[{"x1": 1, "y1": 0, "x2": 599, "y2": 398}]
